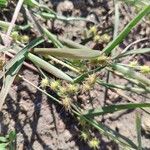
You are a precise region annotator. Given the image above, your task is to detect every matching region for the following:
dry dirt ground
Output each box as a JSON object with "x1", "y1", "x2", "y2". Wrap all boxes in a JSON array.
[{"x1": 0, "y1": 0, "x2": 150, "y2": 150}]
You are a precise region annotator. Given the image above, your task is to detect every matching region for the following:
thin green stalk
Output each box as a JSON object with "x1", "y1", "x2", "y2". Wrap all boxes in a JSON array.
[
  {"x1": 102, "y1": 5, "x2": 150, "y2": 55},
  {"x1": 47, "y1": 55, "x2": 80, "y2": 73},
  {"x1": 42, "y1": 27, "x2": 63, "y2": 48},
  {"x1": 136, "y1": 113, "x2": 142, "y2": 150},
  {"x1": 0, "y1": 20, "x2": 30, "y2": 30},
  {"x1": 73, "y1": 110, "x2": 137, "y2": 149},
  {"x1": 26, "y1": 53, "x2": 73, "y2": 82},
  {"x1": 58, "y1": 37, "x2": 92, "y2": 50},
  {"x1": 97, "y1": 79, "x2": 150, "y2": 93},
  {"x1": 111, "y1": 63, "x2": 150, "y2": 86},
  {"x1": 106, "y1": 67, "x2": 148, "y2": 89},
  {"x1": 39, "y1": 12, "x2": 93, "y2": 22},
  {"x1": 83, "y1": 103, "x2": 150, "y2": 117},
  {"x1": 18, "y1": 75, "x2": 61, "y2": 104}
]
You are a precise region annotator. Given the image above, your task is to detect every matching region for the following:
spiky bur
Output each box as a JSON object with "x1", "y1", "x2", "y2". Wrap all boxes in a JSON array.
[
  {"x1": 93, "y1": 35, "x2": 101, "y2": 43},
  {"x1": 11, "y1": 31, "x2": 19, "y2": 42},
  {"x1": 82, "y1": 83, "x2": 91, "y2": 91},
  {"x1": 82, "y1": 74, "x2": 97, "y2": 92},
  {"x1": 11, "y1": 32, "x2": 29, "y2": 43},
  {"x1": 61, "y1": 97, "x2": 72, "y2": 111},
  {"x1": 67, "y1": 84, "x2": 79, "y2": 94},
  {"x1": 21, "y1": 35, "x2": 29, "y2": 43},
  {"x1": 101, "y1": 34, "x2": 111, "y2": 43},
  {"x1": 80, "y1": 130, "x2": 90, "y2": 141},
  {"x1": 86, "y1": 74, "x2": 97, "y2": 85},
  {"x1": 90, "y1": 55, "x2": 109, "y2": 66},
  {"x1": 50, "y1": 80, "x2": 61, "y2": 91},
  {"x1": 89, "y1": 26, "x2": 97, "y2": 36},
  {"x1": 88, "y1": 138, "x2": 100, "y2": 150},
  {"x1": 97, "y1": 55, "x2": 110, "y2": 65},
  {"x1": 40, "y1": 78, "x2": 49, "y2": 88},
  {"x1": 93, "y1": 34, "x2": 111, "y2": 44},
  {"x1": 140, "y1": 65, "x2": 150, "y2": 74},
  {"x1": 129, "y1": 61, "x2": 138, "y2": 67},
  {"x1": 59, "y1": 86, "x2": 68, "y2": 96}
]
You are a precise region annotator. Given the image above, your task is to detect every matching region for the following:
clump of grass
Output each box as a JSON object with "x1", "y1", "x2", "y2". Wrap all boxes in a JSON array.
[{"x1": 0, "y1": 0, "x2": 150, "y2": 149}]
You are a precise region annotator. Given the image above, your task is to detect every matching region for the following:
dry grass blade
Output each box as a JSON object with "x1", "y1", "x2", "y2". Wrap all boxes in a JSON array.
[
  {"x1": 4, "y1": 0, "x2": 24, "y2": 46},
  {"x1": 33, "y1": 48, "x2": 101, "y2": 59}
]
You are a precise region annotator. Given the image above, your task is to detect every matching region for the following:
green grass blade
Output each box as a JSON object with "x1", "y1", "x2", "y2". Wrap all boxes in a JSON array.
[
  {"x1": 101, "y1": 5, "x2": 150, "y2": 55},
  {"x1": 97, "y1": 79, "x2": 150, "y2": 93},
  {"x1": 0, "y1": 56, "x2": 24, "y2": 111},
  {"x1": 136, "y1": 113, "x2": 142, "y2": 150},
  {"x1": 77, "y1": 113, "x2": 137, "y2": 149},
  {"x1": 5, "y1": 37, "x2": 44, "y2": 72},
  {"x1": 115, "y1": 48, "x2": 150, "y2": 59},
  {"x1": 42, "y1": 27, "x2": 63, "y2": 48},
  {"x1": 33, "y1": 48, "x2": 100, "y2": 59},
  {"x1": 24, "y1": 0, "x2": 39, "y2": 7},
  {"x1": 0, "y1": 38, "x2": 44, "y2": 110},
  {"x1": 0, "y1": 20, "x2": 30, "y2": 30},
  {"x1": 83, "y1": 103, "x2": 150, "y2": 117},
  {"x1": 58, "y1": 36, "x2": 92, "y2": 50},
  {"x1": 27, "y1": 53, "x2": 73, "y2": 82},
  {"x1": 111, "y1": 63, "x2": 150, "y2": 86}
]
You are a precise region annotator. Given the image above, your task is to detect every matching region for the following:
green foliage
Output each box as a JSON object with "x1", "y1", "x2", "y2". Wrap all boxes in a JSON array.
[
  {"x1": 136, "y1": 113, "x2": 142, "y2": 150},
  {"x1": 0, "y1": 0, "x2": 7, "y2": 7},
  {"x1": 0, "y1": 1, "x2": 149, "y2": 149},
  {"x1": 0, "y1": 131, "x2": 16, "y2": 150},
  {"x1": 24, "y1": 0, "x2": 39, "y2": 7}
]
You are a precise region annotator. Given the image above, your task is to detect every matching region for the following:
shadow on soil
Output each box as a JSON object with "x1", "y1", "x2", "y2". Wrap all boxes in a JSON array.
[{"x1": 0, "y1": 78, "x2": 119, "y2": 150}]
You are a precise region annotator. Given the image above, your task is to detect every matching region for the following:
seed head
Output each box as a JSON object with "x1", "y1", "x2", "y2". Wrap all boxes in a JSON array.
[
  {"x1": 40, "y1": 78, "x2": 49, "y2": 88},
  {"x1": 86, "y1": 74, "x2": 97, "y2": 85},
  {"x1": 21, "y1": 35, "x2": 29, "y2": 43},
  {"x1": 89, "y1": 26, "x2": 97, "y2": 36},
  {"x1": 101, "y1": 34, "x2": 110, "y2": 43},
  {"x1": 140, "y1": 65, "x2": 150, "y2": 74},
  {"x1": 50, "y1": 80, "x2": 60, "y2": 91},
  {"x1": 59, "y1": 87, "x2": 68, "y2": 95},
  {"x1": 67, "y1": 84, "x2": 79, "y2": 94},
  {"x1": 62, "y1": 97, "x2": 72, "y2": 111},
  {"x1": 82, "y1": 83, "x2": 91, "y2": 91},
  {"x1": 11, "y1": 31, "x2": 19, "y2": 41},
  {"x1": 88, "y1": 138, "x2": 100, "y2": 150},
  {"x1": 129, "y1": 61, "x2": 138, "y2": 67},
  {"x1": 80, "y1": 131, "x2": 90, "y2": 141},
  {"x1": 97, "y1": 55, "x2": 109, "y2": 65},
  {"x1": 93, "y1": 35, "x2": 101, "y2": 43}
]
